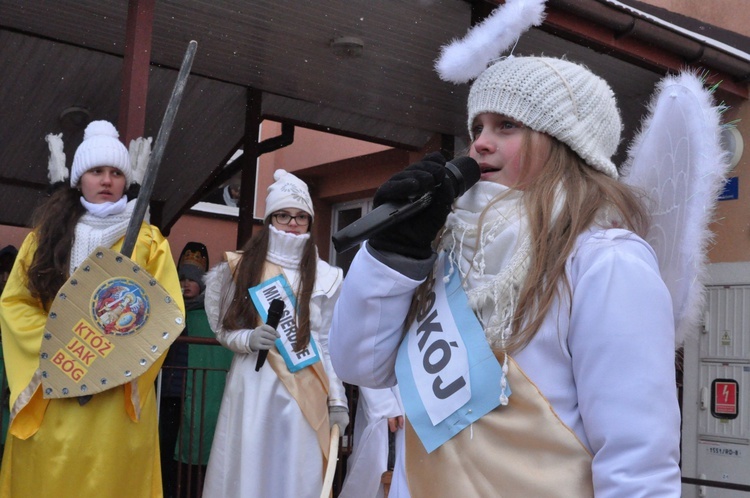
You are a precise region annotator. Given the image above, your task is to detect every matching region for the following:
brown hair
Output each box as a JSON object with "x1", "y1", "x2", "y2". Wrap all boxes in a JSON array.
[
  {"x1": 221, "y1": 220, "x2": 318, "y2": 351},
  {"x1": 26, "y1": 187, "x2": 87, "y2": 308}
]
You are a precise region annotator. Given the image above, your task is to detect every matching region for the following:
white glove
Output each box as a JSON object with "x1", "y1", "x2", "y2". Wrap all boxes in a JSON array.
[
  {"x1": 329, "y1": 406, "x2": 349, "y2": 433},
  {"x1": 248, "y1": 324, "x2": 280, "y2": 352}
]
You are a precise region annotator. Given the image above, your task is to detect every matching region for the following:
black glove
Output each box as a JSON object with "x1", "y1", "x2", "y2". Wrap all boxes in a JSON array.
[{"x1": 369, "y1": 152, "x2": 455, "y2": 259}]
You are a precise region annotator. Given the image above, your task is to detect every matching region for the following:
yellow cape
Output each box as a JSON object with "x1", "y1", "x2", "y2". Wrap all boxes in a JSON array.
[{"x1": 0, "y1": 223, "x2": 184, "y2": 497}]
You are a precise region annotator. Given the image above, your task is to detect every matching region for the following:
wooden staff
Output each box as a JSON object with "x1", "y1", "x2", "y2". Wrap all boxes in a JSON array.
[
  {"x1": 120, "y1": 39, "x2": 197, "y2": 256},
  {"x1": 320, "y1": 424, "x2": 340, "y2": 498}
]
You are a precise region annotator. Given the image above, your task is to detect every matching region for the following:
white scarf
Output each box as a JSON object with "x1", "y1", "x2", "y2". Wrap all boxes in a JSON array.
[
  {"x1": 266, "y1": 224, "x2": 310, "y2": 269},
  {"x1": 70, "y1": 198, "x2": 142, "y2": 275},
  {"x1": 79, "y1": 195, "x2": 128, "y2": 218},
  {"x1": 440, "y1": 182, "x2": 531, "y2": 348}
]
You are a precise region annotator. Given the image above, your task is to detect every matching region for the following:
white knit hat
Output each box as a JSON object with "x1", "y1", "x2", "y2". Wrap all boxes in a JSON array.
[
  {"x1": 264, "y1": 169, "x2": 314, "y2": 220},
  {"x1": 467, "y1": 56, "x2": 621, "y2": 178},
  {"x1": 70, "y1": 120, "x2": 133, "y2": 187}
]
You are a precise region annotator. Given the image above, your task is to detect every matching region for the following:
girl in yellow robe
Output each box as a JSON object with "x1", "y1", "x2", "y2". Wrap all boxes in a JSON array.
[{"x1": 0, "y1": 121, "x2": 183, "y2": 497}]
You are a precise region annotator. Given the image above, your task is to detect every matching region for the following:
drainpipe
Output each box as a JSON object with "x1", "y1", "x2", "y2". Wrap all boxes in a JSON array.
[{"x1": 542, "y1": 0, "x2": 750, "y2": 96}]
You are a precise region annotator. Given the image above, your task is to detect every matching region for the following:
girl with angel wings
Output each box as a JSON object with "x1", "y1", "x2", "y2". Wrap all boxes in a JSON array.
[{"x1": 328, "y1": 1, "x2": 731, "y2": 496}]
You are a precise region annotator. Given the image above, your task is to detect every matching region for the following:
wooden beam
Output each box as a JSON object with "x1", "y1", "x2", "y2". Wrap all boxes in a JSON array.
[
  {"x1": 119, "y1": 0, "x2": 155, "y2": 144},
  {"x1": 236, "y1": 88, "x2": 263, "y2": 248}
]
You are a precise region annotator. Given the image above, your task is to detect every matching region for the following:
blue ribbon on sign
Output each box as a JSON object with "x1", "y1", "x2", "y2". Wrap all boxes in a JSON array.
[
  {"x1": 248, "y1": 274, "x2": 320, "y2": 372},
  {"x1": 395, "y1": 253, "x2": 510, "y2": 453}
]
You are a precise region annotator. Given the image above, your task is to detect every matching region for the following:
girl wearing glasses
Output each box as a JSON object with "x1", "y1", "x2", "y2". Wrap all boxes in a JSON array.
[{"x1": 202, "y1": 169, "x2": 348, "y2": 498}]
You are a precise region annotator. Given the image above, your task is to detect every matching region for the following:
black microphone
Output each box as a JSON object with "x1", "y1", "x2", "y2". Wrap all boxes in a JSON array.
[
  {"x1": 332, "y1": 156, "x2": 480, "y2": 253},
  {"x1": 255, "y1": 298, "x2": 285, "y2": 371}
]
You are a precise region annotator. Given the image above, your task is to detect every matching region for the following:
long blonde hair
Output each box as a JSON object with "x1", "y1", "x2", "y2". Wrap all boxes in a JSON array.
[
  {"x1": 411, "y1": 130, "x2": 650, "y2": 355},
  {"x1": 506, "y1": 130, "x2": 649, "y2": 353}
]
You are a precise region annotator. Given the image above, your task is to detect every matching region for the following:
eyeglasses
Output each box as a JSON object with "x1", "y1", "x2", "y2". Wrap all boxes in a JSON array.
[{"x1": 272, "y1": 212, "x2": 311, "y2": 226}]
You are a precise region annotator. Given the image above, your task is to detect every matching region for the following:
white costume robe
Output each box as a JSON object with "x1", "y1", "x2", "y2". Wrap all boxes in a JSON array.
[
  {"x1": 202, "y1": 227, "x2": 345, "y2": 498},
  {"x1": 329, "y1": 227, "x2": 682, "y2": 497},
  {"x1": 338, "y1": 386, "x2": 404, "y2": 498}
]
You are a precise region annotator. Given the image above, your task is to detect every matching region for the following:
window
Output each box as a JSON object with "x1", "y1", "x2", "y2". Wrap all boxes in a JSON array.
[{"x1": 330, "y1": 199, "x2": 374, "y2": 274}]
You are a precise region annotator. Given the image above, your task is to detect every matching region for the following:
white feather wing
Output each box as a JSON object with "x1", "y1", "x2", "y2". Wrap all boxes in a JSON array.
[
  {"x1": 45, "y1": 133, "x2": 68, "y2": 184},
  {"x1": 621, "y1": 72, "x2": 732, "y2": 346}
]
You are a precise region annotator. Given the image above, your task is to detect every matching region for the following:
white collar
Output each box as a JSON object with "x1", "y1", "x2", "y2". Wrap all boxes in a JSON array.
[
  {"x1": 266, "y1": 224, "x2": 311, "y2": 269},
  {"x1": 80, "y1": 195, "x2": 129, "y2": 217}
]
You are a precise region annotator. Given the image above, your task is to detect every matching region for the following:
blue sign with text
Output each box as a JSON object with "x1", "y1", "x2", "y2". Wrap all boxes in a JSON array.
[{"x1": 719, "y1": 177, "x2": 738, "y2": 201}]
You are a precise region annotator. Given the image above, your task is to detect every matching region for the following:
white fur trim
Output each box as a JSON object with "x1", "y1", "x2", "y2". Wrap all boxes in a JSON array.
[{"x1": 435, "y1": 0, "x2": 547, "y2": 84}]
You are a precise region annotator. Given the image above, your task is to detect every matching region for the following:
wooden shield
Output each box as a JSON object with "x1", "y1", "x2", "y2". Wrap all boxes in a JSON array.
[{"x1": 40, "y1": 246, "x2": 184, "y2": 399}]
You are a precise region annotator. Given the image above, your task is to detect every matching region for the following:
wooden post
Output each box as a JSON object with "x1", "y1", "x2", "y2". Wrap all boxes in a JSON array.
[
  {"x1": 119, "y1": 0, "x2": 155, "y2": 144},
  {"x1": 236, "y1": 88, "x2": 262, "y2": 248}
]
